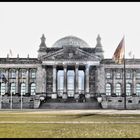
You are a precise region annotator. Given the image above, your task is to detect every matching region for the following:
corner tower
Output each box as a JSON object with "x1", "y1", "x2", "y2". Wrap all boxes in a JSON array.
[
  {"x1": 94, "y1": 34, "x2": 104, "y2": 59},
  {"x1": 38, "y1": 34, "x2": 47, "y2": 59}
]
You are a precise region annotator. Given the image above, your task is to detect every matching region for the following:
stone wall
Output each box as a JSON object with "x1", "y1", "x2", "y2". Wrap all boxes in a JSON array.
[
  {"x1": 101, "y1": 96, "x2": 140, "y2": 109},
  {"x1": 0, "y1": 96, "x2": 34, "y2": 109},
  {"x1": 95, "y1": 65, "x2": 105, "y2": 95}
]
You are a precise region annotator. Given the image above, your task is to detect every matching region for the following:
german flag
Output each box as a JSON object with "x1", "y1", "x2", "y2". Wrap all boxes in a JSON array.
[{"x1": 112, "y1": 37, "x2": 125, "y2": 64}]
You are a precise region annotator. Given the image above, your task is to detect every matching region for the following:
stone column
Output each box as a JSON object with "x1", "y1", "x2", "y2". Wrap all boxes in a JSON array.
[
  {"x1": 42, "y1": 66, "x2": 47, "y2": 94},
  {"x1": 75, "y1": 64, "x2": 79, "y2": 93},
  {"x1": 85, "y1": 64, "x2": 90, "y2": 93},
  {"x1": 63, "y1": 64, "x2": 67, "y2": 93},
  {"x1": 16, "y1": 69, "x2": 19, "y2": 94},
  {"x1": 53, "y1": 65, "x2": 57, "y2": 93},
  {"x1": 25, "y1": 69, "x2": 29, "y2": 94},
  {"x1": 5, "y1": 69, "x2": 9, "y2": 93},
  {"x1": 133, "y1": 69, "x2": 136, "y2": 95},
  {"x1": 112, "y1": 69, "x2": 116, "y2": 95}
]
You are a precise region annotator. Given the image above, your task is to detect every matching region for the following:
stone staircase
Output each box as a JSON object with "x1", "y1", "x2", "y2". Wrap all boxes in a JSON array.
[{"x1": 39, "y1": 98, "x2": 102, "y2": 109}]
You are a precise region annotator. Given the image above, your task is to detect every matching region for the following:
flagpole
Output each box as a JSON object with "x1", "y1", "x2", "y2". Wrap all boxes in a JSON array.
[
  {"x1": 10, "y1": 91, "x2": 12, "y2": 109},
  {"x1": 123, "y1": 38, "x2": 126, "y2": 110}
]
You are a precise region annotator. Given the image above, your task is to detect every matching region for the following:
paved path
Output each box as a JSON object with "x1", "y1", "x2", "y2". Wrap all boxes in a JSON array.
[
  {"x1": 0, "y1": 109, "x2": 140, "y2": 114},
  {"x1": 0, "y1": 121, "x2": 140, "y2": 124}
]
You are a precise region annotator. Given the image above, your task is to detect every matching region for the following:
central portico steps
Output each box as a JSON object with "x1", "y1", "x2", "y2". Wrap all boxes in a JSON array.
[{"x1": 39, "y1": 98, "x2": 102, "y2": 109}]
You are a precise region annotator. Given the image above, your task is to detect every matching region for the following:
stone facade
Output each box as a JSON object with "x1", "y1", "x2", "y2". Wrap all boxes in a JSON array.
[{"x1": 0, "y1": 34, "x2": 140, "y2": 109}]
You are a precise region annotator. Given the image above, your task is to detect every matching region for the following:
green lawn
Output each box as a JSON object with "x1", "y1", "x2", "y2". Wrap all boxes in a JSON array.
[{"x1": 0, "y1": 110, "x2": 140, "y2": 138}]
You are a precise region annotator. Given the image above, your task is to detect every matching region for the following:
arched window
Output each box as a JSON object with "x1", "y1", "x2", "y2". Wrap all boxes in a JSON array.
[
  {"x1": 10, "y1": 83, "x2": 16, "y2": 94},
  {"x1": 126, "y1": 83, "x2": 131, "y2": 96},
  {"x1": 1, "y1": 83, "x2": 6, "y2": 95},
  {"x1": 105, "y1": 83, "x2": 111, "y2": 96},
  {"x1": 30, "y1": 83, "x2": 36, "y2": 95},
  {"x1": 115, "y1": 83, "x2": 121, "y2": 96},
  {"x1": 136, "y1": 83, "x2": 140, "y2": 96},
  {"x1": 20, "y1": 83, "x2": 26, "y2": 95}
]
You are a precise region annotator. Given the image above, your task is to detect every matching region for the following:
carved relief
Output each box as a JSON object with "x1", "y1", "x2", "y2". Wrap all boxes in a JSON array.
[{"x1": 45, "y1": 47, "x2": 97, "y2": 61}]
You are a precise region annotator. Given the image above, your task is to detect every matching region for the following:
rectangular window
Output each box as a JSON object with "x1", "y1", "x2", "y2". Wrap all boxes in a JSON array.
[
  {"x1": 108, "y1": 100, "x2": 112, "y2": 102},
  {"x1": 106, "y1": 72, "x2": 112, "y2": 79},
  {"x1": 128, "y1": 100, "x2": 132, "y2": 103},
  {"x1": 30, "y1": 69, "x2": 36, "y2": 79},
  {"x1": 21, "y1": 70, "x2": 26, "y2": 78},
  {"x1": 126, "y1": 72, "x2": 131, "y2": 79},
  {"x1": 11, "y1": 70, "x2": 16, "y2": 79},
  {"x1": 0, "y1": 69, "x2": 6, "y2": 76},
  {"x1": 116, "y1": 72, "x2": 121, "y2": 79},
  {"x1": 136, "y1": 72, "x2": 140, "y2": 79},
  {"x1": 118, "y1": 100, "x2": 122, "y2": 102}
]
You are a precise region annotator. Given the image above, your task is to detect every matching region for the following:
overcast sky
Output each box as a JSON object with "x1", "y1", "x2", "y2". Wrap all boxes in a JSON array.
[{"x1": 0, "y1": 2, "x2": 140, "y2": 59}]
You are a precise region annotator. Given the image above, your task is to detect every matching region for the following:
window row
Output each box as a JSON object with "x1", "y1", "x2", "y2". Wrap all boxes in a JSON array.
[
  {"x1": 106, "y1": 71, "x2": 140, "y2": 79},
  {"x1": 0, "y1": 83, "x2": 36, "y2": 95},
  {"x1": 0, "y1": 69, "x2": 36, "y2": 79},
  {"x1": 105, "y1": 83, "x2": 140, "y2": 96}
]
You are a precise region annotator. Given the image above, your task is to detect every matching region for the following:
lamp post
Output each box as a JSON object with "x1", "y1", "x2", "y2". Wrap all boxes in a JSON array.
[{"x1": 21, "y1": 92, "x2": 23, "y2": 110}]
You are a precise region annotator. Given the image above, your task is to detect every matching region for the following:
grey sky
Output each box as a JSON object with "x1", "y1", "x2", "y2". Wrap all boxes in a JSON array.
[{"x1": 0, "y1": 2, "x2": 139, "y2": 58}]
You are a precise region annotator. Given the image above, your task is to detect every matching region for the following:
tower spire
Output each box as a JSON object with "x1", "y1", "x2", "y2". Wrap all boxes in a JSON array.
[
  {"x1": 39, "y1": 34, "x2": 47, "y2": 48},
  {"x1": 95, "y1": 34, "x2": 104, "y2": 59},
  {"x1": 38, "y1": 34, "x2": 47, "y2": 59},
  {"x1": 96, "y1": 34, "x2": 102, "y2": 47}
]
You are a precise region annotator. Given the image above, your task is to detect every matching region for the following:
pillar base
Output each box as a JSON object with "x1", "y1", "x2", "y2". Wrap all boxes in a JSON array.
[
  {"x1": 85, "y1": 93, "x2": 90, "y2": 99},
  {"x1": 62, "y1": 94, "x2": 67, "y2": 99},
  {"x1": 74, "y1": 94, "x2": 79, "y2": 99},
  {"x1": 51, "y1": 93, "x2": 57, "y2": 99}
]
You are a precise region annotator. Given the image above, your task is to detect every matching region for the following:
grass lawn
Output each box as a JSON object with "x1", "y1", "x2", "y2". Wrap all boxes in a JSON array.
[{"x1": 0, "y1": 110, "x2": 140, "y2": 138}]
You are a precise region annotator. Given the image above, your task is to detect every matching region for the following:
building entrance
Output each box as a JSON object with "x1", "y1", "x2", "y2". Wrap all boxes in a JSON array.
[
  {"x1": 67, "y1": 70, "x2": 74, "y2": 97},
  {"x1": 56, "y1": 68, "x2": 86, "y2": 97}
]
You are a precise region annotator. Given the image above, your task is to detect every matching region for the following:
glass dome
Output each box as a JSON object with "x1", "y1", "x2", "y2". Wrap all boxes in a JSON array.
[{"x1": 52, "y1": 35, "x2": 89, "y2": 48}]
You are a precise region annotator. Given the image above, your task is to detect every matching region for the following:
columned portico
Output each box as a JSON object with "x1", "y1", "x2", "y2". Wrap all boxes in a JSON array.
[{"x1": 51, "y1": 63, "x2": 93, "y2": 99}]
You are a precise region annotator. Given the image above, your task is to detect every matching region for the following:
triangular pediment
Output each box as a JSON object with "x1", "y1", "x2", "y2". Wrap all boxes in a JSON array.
[{"x1": 41, "y1": 47, "x2": 100, "y2": 61}]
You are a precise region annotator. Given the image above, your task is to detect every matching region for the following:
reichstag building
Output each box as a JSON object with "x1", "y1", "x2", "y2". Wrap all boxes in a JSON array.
[{"x1": 0, "y1": 34, "x2": 140, "y2": 109}]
